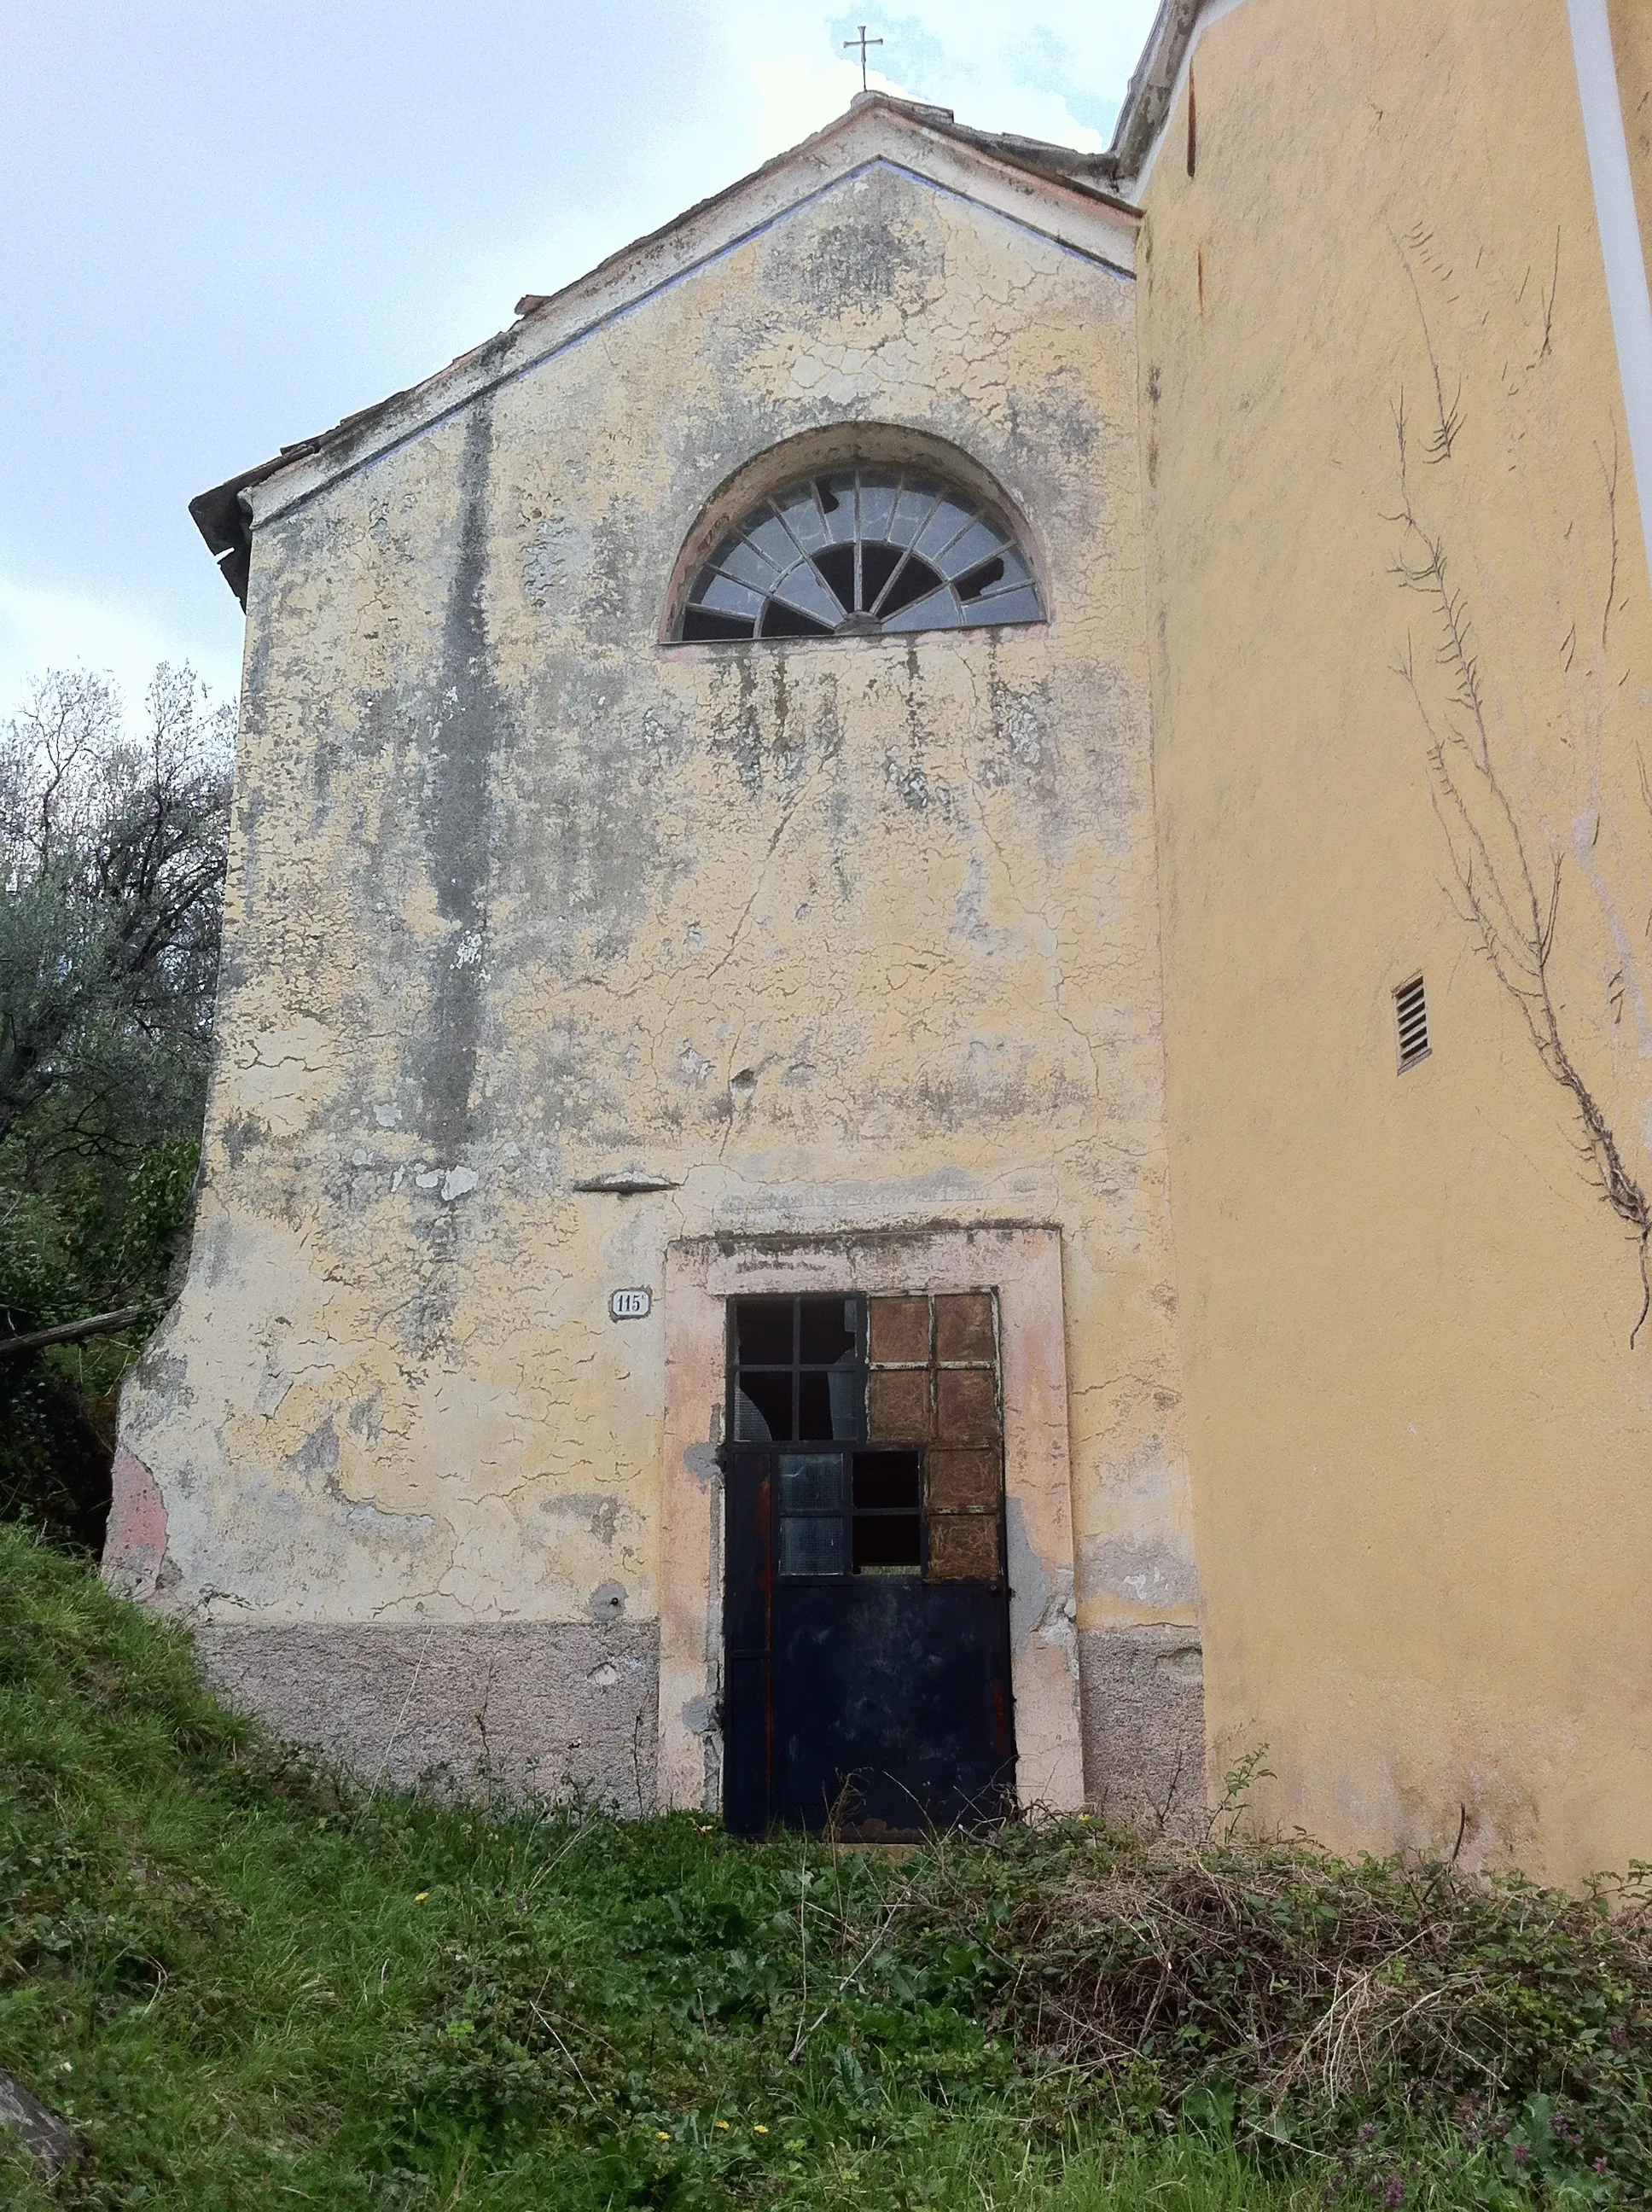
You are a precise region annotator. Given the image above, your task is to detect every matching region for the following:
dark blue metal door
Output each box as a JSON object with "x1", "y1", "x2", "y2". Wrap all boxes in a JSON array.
[
  {"x1": 722, "y1": 1292, "x2": 1015, "y2": 1839},
  {"x1": 771, "y1": 1572, "x2": 1014, "y2": 1833}
]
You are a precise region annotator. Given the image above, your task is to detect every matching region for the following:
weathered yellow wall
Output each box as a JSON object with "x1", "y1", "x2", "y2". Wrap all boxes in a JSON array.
[
  {"x1": 1611, "y1": 0, "x2": 1652, "y2": 271},
  {"x1": 1139, "y1": 0, "x2": 1652, "y2": 1882},
  {"x1": 118, "y1": 147, "x2": 1199, "y2": 1802}
]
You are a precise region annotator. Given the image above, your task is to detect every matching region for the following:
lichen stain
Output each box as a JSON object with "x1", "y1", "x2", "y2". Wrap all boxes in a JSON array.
[
  {"x1": 797, "y1": 215, "x2": 934, "y2": 316},
  {"x1": 416, "y1": 399, "x2": 503, "y2": 1165}
]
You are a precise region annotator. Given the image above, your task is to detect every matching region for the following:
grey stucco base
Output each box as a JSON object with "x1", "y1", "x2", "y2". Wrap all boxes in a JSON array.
[
  {"x1": 195, "y1": 1622, "x2": 660, "y2": 1810},
  {"x1": 195, "y1": 1620, "x2": 1200, "y2": 1831},
  {"x1": 1079, "y1": 1627, "x2": 1207, "y2": 1837}
]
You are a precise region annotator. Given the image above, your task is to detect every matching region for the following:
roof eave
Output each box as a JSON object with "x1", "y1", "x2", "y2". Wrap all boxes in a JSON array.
[
  {"x1": 190, "y1": 92, "x2": 1143, "y2": 602},
  {"x1": 1108, "y1": 0, "x2": 1202, "y2": 183},
  {"x1": 189, "y1": 446, "x2": 327, "y2": 608}
]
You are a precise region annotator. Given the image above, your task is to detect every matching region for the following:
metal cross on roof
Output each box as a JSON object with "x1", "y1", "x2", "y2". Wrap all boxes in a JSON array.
[{"x1": 844, "y1": 24, "x2": 883, "y2": 92}]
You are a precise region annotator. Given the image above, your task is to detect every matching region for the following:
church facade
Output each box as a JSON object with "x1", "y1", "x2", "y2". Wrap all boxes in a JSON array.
[{"x1": 108, "y1": 0, "x2": 1652, "y2": 1880}]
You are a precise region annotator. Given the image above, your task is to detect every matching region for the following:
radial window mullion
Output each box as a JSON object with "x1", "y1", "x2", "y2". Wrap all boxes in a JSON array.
[
  {"x1": 852, "y1": 473, "x2": 864, "y2": 614},
  {"x1": 868, "y1": 544, "x2": 918, "y2": 618},
  {"x1": 766, "y1": 497, "x2": 815, "y2": 574},
  {"x1": 682, "y1": 472, "x2": 1042, "y2": 640},
  {"x1": 923, "y1": 507, "x2": 984, "y2": 573},
  {"x1": 862, "y1": 469, "x2": 911, "y2": 616}
]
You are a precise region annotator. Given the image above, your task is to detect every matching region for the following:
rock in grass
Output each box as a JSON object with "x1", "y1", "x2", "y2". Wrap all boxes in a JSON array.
[{"x1": 0, "y1": 2072, "x2": 80, "y2": 2178}]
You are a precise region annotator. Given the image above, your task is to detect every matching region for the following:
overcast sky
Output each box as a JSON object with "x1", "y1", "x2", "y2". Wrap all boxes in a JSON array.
[{"x1": 0, "y1": 2, "x2": 1160, "y2": 722}]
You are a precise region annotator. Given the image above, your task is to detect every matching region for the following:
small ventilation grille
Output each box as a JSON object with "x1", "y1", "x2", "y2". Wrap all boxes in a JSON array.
[{"x1": 1394, "y1": 975, "x2": 1430, "y2": 1070}]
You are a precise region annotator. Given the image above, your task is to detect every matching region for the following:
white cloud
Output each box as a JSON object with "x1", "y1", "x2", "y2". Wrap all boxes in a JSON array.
[
  {"x1": 0, "y1": 3, "x2": 1161, "y2": 725},
  {"x1": 0, "y1": 579, "x2": 241, "y2": 728},
  {"x1": 730, "y1": 3, "x2": 1157, "y2": 162}
]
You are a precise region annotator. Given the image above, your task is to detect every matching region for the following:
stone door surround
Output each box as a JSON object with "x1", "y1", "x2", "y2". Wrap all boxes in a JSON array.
[{"x1": 656, "y1": 1222, "x2": 1084, "y2": 1817}]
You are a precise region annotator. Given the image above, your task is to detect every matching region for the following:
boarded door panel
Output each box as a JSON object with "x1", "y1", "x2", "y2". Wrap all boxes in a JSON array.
[{"x1": 772, "y1": 1577, "x2": 1013, "y2": 1834}]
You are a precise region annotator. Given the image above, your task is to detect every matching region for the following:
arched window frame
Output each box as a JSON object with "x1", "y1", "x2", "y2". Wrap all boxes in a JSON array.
[{"x1": 664, "y1": 432, "x2": 1049, "y2": 648}]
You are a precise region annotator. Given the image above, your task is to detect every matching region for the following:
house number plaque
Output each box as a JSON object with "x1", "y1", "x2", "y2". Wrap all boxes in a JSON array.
[{"x1": 608, "y1": 1287, "x2": 653, "y2": 1321}]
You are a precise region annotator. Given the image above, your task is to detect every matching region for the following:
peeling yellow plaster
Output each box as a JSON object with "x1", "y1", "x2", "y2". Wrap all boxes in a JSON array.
[{"x1": 119, "y1": 154, "x2": 1195, "y2": 1681}]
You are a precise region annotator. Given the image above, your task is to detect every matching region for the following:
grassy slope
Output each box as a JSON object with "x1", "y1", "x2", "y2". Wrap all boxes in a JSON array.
[{"x1": 0, "y1": 1527, "x2": 1636, "y2": 2209}]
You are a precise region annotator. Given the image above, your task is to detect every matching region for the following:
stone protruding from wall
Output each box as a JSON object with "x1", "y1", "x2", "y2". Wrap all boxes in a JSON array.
[
  {"x1": 197, "y1": 1623, "x2": 659, "y2": 1808},
  {"x1": 1079, "y1": 1626, "x2": 1206, "y2": 1837}
]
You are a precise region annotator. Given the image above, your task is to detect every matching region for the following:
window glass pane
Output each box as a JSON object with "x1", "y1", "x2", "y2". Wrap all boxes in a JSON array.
[
  {"x1": 698, "y1": 572, "x2": 765, "y2": 619},
  {"x1": 913, "y1": 498, "x2": 976, "y2": 563},
  {"x1": 720, "y1": 537, "x2": 782, "y2": 591},
  {"x1": 735, "y1": 1301, "x2": 793, "y2": 1364},
  {"x1": 858, "y1": 480, "x2": 898, "y2": 540},
  {"x1": 853, "y1": 1514, "x2": 922, "y2": 1571},
  {"x1": 881, "y1": 585, "x2": 961, "y2": 633},
  {"x1": 775, "y1": 486, "x2": 829, "y2": 551},
  {"x1": 768, "y1": 562, "x2": 846, "y2": 631},
  {"x1": 829, "y1": 1369, "x2": 862, "y2": 1439},
  {"x1": 954, "y1": 556, "x2": 1006, "y2": 602},
  {"x1": 778, "y1": 1452, "x2": 844, "y2": 1509},
  {"x1": 853, "y1": 1452, "x2": 922, "y2": 1510},
  {"x1": 876, "y1": 556, "x2": 944, "y2": 620},
  {"x1": 780, "y1": 1516, "x2": 846, "y2": 1576},
  {"x1": 736, "y1": 1371, "x2": 793, "y2": 1441},
  {"x1": 742, "y1": 512, "x2": 800, "y2": 569},
  {"x1": 962, "y1": 584, "x2": 1044, "y2": 628},
  {"x1": 681, "y1": 474, "x2": 1041, "y2": 642},
  {"x1": 799, "y1": 1296, "x2": 858, "y2": 1365},
  {"x1": 889, "y1": 484, "x2": 940, "y2": 546},
  {"x1": 934, "y1": 517, "x2": 1003, "y2": 579},
  {"x1": 981, "y1": 545, "x2": 1032, "y2": 591},
  {"x1": 817, "y1": 474, "x2": 857, "y2": 543}
]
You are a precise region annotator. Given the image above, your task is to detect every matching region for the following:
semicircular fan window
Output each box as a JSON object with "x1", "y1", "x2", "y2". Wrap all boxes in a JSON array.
[{"x1": 678, "y1": 469, "x2": 1043, "y2": 642}]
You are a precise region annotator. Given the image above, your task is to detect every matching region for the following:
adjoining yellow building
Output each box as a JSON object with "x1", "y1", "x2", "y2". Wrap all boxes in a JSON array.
[{"x1": 108, "y1": 0, "x2": 1652, "y2": 1879}]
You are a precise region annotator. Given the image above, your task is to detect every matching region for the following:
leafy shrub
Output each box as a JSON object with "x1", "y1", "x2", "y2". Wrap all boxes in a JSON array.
[{"x1": 0, "y1": 661, "x2": 230, "y2": 1547}]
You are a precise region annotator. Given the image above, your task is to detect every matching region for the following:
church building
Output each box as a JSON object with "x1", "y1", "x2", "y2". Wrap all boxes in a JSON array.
[{"x1": 108, "y1": 0, "x2": 1652, "y2": 1880}]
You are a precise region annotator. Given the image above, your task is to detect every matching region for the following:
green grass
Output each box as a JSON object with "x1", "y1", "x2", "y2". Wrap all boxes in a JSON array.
[{"x1": 0, "y1": 1525, "x2": 1642, "y2": 2208}]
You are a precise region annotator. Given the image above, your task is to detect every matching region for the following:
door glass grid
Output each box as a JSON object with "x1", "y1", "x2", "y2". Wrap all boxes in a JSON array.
[
  {"x1": 866, "y1": 1291, "x2": 1004, "y2": 1582},
  {"x1": 732, "y1": 1295, "x2": 863, "y2": 1445},
  {"x1": 770, "y1": 1447, "x2": 924, "y2": 1578},
  {"x1": 730, "y1": 1296, "x2": 918, "y2": 1580},
  {"x1": 777, "y1": 1451, "x2": 846, "y2": 1576},
  {"x1": 728, "y1": 1292, "x2": 1004, "y2": 1585}
]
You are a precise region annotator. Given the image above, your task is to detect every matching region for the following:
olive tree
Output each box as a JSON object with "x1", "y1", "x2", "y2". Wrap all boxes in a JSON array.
[
  {"x1": 0, "y1": 664, "x2": 234, "y2": 1540},
  {"x1": 0, "y1": 663, "x2": 233, "y2": 1163}
]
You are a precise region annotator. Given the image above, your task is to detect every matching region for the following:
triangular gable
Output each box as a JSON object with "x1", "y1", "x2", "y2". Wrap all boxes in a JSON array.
[{"x1": 192, "y1": 94, "x2": 1141, "y2": 602}]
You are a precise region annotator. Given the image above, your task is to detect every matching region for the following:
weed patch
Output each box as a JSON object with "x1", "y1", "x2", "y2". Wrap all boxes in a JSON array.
[{"x1": 0, "y1": 1528, "x2": 1645, "y2": 2208}]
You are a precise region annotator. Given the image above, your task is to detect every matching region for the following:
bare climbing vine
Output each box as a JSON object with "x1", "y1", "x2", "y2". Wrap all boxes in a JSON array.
[
  {"x1": 1388, "y1": 403, "x2": 1652, "y2": 1345},
  {"x1": 1392, "y1": 224, "x2": 1464, "y2": 461}
]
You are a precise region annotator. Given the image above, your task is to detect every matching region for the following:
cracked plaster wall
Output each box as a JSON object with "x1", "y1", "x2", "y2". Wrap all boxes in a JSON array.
[{"x1": 115, "y1": 159, "x2": 1201, "y2": 1802}]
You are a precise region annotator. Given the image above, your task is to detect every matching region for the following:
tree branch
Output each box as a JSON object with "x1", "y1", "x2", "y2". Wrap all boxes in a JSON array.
[{"x1": 0, "y1": 1308, "x2": 142, "y2": 1361}]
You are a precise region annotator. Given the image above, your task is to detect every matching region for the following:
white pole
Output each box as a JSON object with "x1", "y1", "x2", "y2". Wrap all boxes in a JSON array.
[{"x1": 1569, "y1": 0, "x2": 1652, "y2": 593}]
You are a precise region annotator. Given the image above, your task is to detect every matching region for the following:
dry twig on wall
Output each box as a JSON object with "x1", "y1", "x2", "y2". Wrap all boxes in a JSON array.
[{"x1": 1389, "y1": 405, "x2": 1652, "y2": 1346}]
